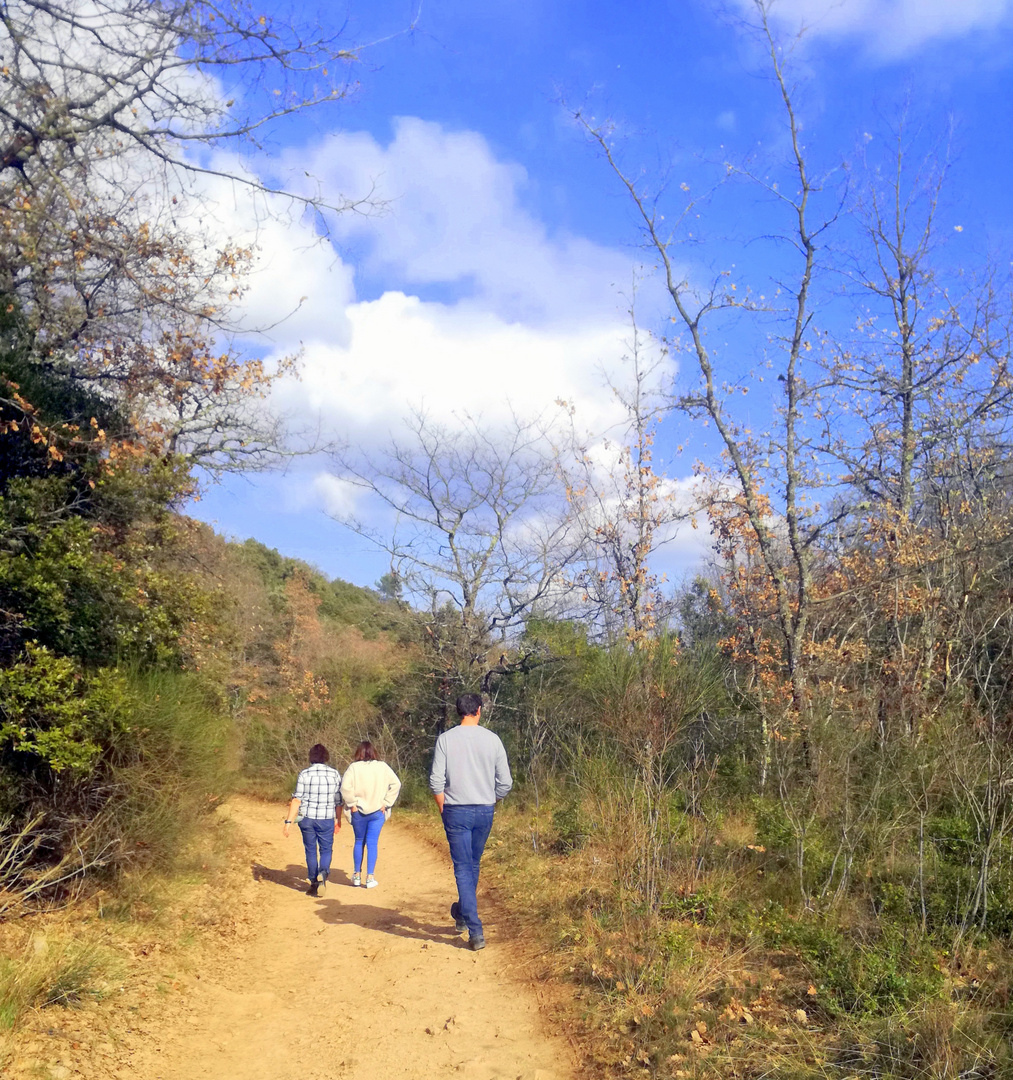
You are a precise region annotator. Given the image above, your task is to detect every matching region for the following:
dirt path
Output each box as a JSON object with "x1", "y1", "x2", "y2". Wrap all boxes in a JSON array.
[{"x1": 118, "y1": 797, "x2": 573, "y2": 1080}]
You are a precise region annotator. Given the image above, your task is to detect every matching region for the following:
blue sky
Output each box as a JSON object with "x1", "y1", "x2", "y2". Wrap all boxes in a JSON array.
[{"x1": 191, "y1": 0, "x2": 1013, "y2": 588}]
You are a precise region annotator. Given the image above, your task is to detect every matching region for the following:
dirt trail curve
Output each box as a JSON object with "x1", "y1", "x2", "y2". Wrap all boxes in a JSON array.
[{"x1": 130, "y1": 797, "x2": 575, "y2": 1080}]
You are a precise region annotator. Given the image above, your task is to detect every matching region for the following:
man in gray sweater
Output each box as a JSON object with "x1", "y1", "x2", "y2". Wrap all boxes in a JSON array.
[{"x1": 429, "y1": 692, "x2": 512, "y2": 951}]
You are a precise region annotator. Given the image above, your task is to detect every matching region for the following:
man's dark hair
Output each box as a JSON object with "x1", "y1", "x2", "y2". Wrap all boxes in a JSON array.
[
  {"x1": 352, "y1": 740, "x2": 379, "y2": 762},
  {"x1": 456, "y1": 693, "x2": 483, "y2": 718},
  {"x1": 308, "y1": 743, "x2": 330, "y2": 764}
]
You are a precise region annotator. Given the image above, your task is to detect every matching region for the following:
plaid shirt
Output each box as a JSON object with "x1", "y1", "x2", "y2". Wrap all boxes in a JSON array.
[{"x1": 292, "y1": 763, "x2": 342, "y2": 820}]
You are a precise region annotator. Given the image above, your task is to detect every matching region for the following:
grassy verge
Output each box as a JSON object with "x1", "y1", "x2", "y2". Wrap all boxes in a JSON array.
[
  {"x1": 415, "y1": 788, "x2": 1013, "y2": 1080},
  {"x1": 0, "y1": 812, "x2": 247, "y2": 1076},
  {"x1": 0, "y1": 940, "x2": 115, "y2": 1032}
]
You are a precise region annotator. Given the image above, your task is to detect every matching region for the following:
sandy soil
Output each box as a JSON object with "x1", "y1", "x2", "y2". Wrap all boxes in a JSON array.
[{"x1": 11, "y1": 797, "x2": 575, "y2": 1080}]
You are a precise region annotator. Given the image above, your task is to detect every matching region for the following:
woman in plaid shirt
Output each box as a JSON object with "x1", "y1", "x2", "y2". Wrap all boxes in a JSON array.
[{"x1": 283, "y1": 744, "x2": 343, "y2": 896}]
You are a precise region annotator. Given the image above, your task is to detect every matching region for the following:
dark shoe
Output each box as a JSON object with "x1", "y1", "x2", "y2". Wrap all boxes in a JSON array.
[
  {"x1": 468, "y1": 935, "x2": 486, "y2": 951},
  {"x1": 307, "y1": 879, "x2": 319, "y2": 897},
  {"x1": 450, "y1": 901, "x2": 466, "y2": 933}
]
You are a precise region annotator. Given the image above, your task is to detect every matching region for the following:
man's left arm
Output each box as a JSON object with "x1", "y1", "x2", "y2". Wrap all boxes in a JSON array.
[{"x1": 494, "y1": 740, "x2": 513, "y2": 801}]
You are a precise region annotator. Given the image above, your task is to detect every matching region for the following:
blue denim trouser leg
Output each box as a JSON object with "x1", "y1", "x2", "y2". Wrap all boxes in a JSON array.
[
  {"x1": 351, "y1": 809, "x2": 386, "y2": 875},
  {"x1": 442, "y1": 803, "x2": 495, "y2": 939},
  {"x1": 299, "y1": 818, "x2": 334, "y2": 882}
]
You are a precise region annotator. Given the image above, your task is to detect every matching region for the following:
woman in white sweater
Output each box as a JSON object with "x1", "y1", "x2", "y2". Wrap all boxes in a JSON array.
[{"x1": 340, "y1": 741, "x2": 402, "y2": 888}]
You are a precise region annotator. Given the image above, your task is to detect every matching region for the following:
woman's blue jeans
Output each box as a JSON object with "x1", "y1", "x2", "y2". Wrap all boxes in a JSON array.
[
  {"x1": 441, "y1": 803, "x2": 495, "y2": 938},
  {"x1": 298, "y1": 817, "x2": 334, "y2": 883},
  {"x1": 351, "y1": 808, "x2": 386, "y2": 875}
]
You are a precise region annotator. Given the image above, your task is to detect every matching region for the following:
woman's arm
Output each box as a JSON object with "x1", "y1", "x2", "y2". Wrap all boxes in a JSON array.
[{"x1": 384, "y1": 763, "x2": 402, "y2": 809}]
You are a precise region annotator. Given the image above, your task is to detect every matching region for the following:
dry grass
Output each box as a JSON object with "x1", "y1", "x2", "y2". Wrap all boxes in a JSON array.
[
  {"x1": 0, "y1": 934, "x2": 114, "y2": 1030},
  {"x1": 417, "y1": 792, "x2": 1012, "y2": 1080},
  {"x1": 0, "y1": 809, "x2": 249, "y2": 1074},
  {"x1": 329, "y1": 626, "x2": 405, "y2": 671}
]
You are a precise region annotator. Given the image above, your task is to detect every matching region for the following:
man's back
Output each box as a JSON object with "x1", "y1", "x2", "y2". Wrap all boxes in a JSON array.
[{"x1": 429, "y1": 724, "x2": 512, "y2": 806}]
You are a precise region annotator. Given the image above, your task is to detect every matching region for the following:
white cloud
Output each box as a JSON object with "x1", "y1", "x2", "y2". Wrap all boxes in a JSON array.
[
  {"x1": 282, "y1": 117, "x2": 642, "y2": 327},
  {"x1": 188, "y1": 118, "x2": 698, "y2": 575},
  {"x1": 270, "y1": 290, "x2": 651, "y2": 439},
  {"x1": 738, "y1": 0, "x2": 1013, "y2": 56},
  {"x1": 202, "y1": 117, "x2": 678, "y2": 458},
  {"x1": 239, "y1": 223, "x2": 355, "y2": 347},
  {"x1": 313, "y1": 473, "x2": 361, "y2": 518},
  {"x1": 190, "y1": 156, "x2": 357, "y2": 347}
]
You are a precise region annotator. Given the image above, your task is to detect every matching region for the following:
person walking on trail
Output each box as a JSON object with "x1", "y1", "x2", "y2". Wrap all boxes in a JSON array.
[
  {"x1": 283, "y1": 743, "x2": 342, "y2": 897},
  {"x1": 429, "y1": 692, "x2": 513, "y2": 951},
  {"x1": 340, "y1": 740, "x2": 402, "y2": 888}
]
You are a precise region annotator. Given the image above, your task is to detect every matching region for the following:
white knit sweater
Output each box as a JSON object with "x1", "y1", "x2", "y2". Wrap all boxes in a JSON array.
[{"x1": 340, "y1": 759, "x2": 402, "y2": 815}]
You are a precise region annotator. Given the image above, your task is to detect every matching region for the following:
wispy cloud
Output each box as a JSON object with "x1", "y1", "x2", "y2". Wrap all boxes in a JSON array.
[
  {"x1": 732, "y1": 0, "x2": 1013, "y2": 57},
  {"x1": 284, "y1": 117, "x2": 642, "y2": 327}
]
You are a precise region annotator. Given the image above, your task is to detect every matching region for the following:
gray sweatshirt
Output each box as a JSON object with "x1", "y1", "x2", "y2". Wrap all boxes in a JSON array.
[{"x1": 429, "y1": 724, "x2": 513, "y2": 806}]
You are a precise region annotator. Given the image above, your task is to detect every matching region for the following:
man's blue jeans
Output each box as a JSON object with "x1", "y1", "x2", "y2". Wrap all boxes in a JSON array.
[
  {"x1": 442, "y1": 803, "x2": 495, "y2": 938},
  {"x1": 298, "y1": 817, "x2": 334, "y2": 883},
  {"x1": 351, "y1": 808, "x2": 386, "y2": 875}
]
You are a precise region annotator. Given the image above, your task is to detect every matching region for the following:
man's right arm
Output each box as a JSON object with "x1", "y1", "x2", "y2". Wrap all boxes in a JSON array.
[
  {"x1": 285, "y1": 770, "x2": 308, "y2": 835},
  {"x1": 283, "y1": 795, "x2": 301, "y2": 837},
  {"x1": 429, "y1": 736, "x2": 447, "y2": 814}
]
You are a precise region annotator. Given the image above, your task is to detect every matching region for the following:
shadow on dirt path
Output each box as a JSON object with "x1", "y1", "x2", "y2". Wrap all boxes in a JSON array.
[{"x1": 118, "y1": 797, "x2": 574, "y2": 1080}]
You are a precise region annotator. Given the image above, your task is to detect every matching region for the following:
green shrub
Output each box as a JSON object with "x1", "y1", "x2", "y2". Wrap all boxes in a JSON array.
[
  {"x1": 0, "y1": 467, "x2": 204, "y2": 670},
  {"x1": 929, "y1": 811, "x2": 977, "y2": 864},
  {"x1": 659, "y1": 886, "x2": 719, "y2": 924},
  {"x1": 102, "y1": 667, "x2": 232, "y2": 873},
  {"x1": 770, "y1": 918, "x2": 943, "y2": 1016},
  {"x1": 754, "y1": 797, "x2": 797, "y2": 852},
  {"x1": 394, "y1": 769, "x2": 432, "y2": 810},
  {"x1": 0, "y1": 643, "x2": 131, "y2": 777},
  {"x1": 872, "y1": 879, "x2": 916, "y2": 922},
  {"x1": 552, "y1": 796, "x2": 590, "y2": 854}
]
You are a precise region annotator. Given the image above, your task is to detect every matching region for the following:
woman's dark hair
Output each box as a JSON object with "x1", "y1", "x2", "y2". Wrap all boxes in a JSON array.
[
  {"x1": 352, "y1": 740, "x2": 379, "y2": 762},
  {"x1": 456, "y1": 692, "x2": 483, "y2": 718},
  {"x1": 308, "y1": 743, "x2": 330, "y2": 764}
]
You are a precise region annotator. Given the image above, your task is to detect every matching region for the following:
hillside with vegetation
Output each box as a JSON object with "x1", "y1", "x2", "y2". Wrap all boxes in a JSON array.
[{"x1": 3, "y1": 3, "x2": 1013, "y2": 1080}]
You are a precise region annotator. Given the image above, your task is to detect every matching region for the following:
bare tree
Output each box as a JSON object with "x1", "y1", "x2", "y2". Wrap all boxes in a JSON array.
[
  {"x1": 577, "y1": 1, "x2": 842, "y2": 761},
  {"x1": 0, "y1": 0, "x2": 387, "y2": 471},
  {"x1": 561, "y1": 308, "x2": 689, "y2": 646},
  {"x1": 822, "y1": 118, "x2": 1013, "y2": 523},
  {"x1": 331, "y1": 409, "x2": 581, "y2": 711}
]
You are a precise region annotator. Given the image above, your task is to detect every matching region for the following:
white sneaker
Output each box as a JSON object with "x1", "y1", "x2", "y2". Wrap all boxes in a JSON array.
[
  {"x1": 352, "y1": 872, "x2": 361, "y2": 887},
  {"x1": 365, "y1": 875, "x2": 378, "y2": 889}
]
